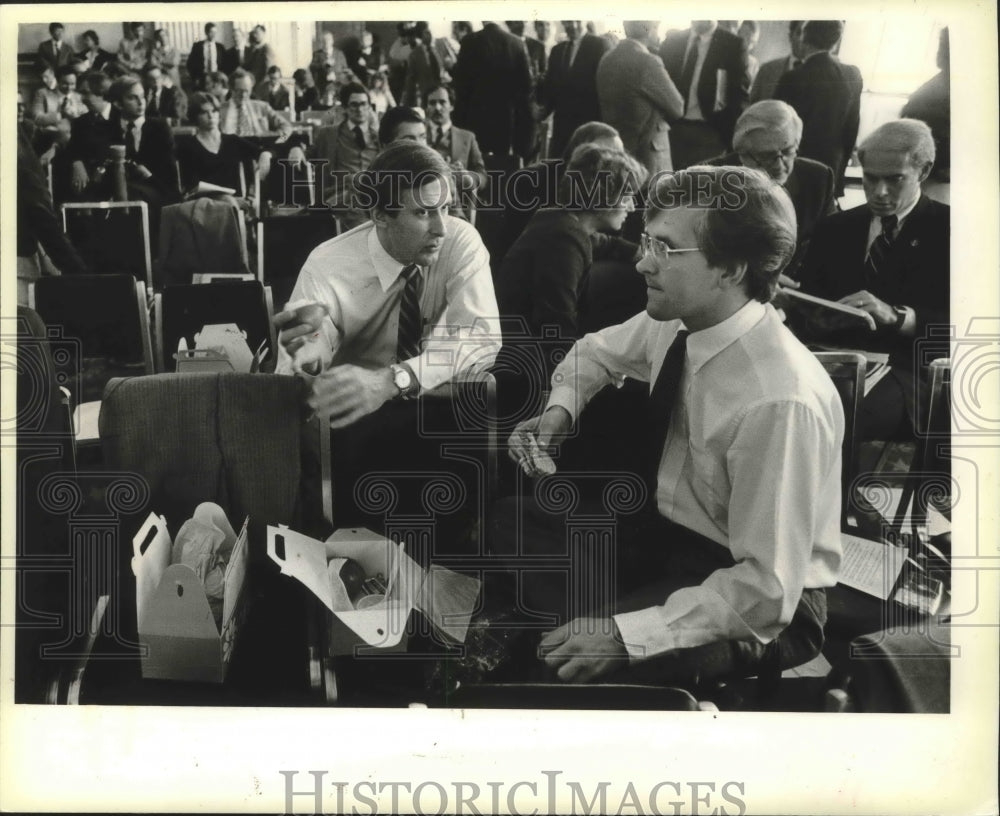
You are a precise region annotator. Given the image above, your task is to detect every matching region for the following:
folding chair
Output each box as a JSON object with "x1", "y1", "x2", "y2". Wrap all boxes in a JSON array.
[
  {"x1": 157, "y1": 197, "x2": 252, "y2": 287},
  {"x1": 153, "y1": 280, "x2": 277, "y2": 373},
  {"x1": 257, "y1": 211, "x2": 339, "y2": 311},
  {"x1": 813, "y1": 352, "x2": 866, "y2": 529},
  {"x1": 60, "y1": 201, "x2": 153, "y2": 290},
  {"x1": 29, "y1": 274, "x2": 154, "y2": 451}
]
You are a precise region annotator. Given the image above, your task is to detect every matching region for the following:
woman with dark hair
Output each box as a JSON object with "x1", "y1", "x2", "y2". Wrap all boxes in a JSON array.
[
  {"x1": 75, "y1": 30, "x2": 115, "y2": 74},
  {"x1": 494, "y1": 145, "x2": 643, "y2": 421},
  {"x1": 175, "y1": 92, "x2": 266, "y2": 199}
]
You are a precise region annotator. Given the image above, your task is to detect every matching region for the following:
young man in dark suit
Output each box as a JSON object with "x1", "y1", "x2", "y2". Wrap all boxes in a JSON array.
[
  {"x1": 774, "y1": 20, "x2": 863, "y2": 196},
  {"x1": 142, "y1": 66, "x2": 187, "y2": 122},
  {"x1": 539, "y1": 21, "x2": 613, "y2": 159},
  {"x1": 186, "y1": 22, "x2": 226, "y2": 90},
  {"x1": 37, "y1": 22, "x2": 75, "y2": 72},
  {"x1": 797, "y1": 119, "x2": 949, "y2": 440},
  {"x1": 659, "y1": 20, "x2": 751, "y2": 168}
]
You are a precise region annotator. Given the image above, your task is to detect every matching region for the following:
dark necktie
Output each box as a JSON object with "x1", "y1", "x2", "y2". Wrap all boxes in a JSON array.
[
  {"x1": 353, "y1": 125, "x2": 366, "y2": 151},
  {"x1": 644, "y1": 330, "x2": 689, "y2": 505},
  {"x1": 125, "y1": 122, "x2": 137, "y2": 160},
  {"x1": 434, "y1": 125, "x2": 444, "y2": 147},
  {"x1": 678, "y1": 37, "x2": 699, "y2": 107},
  {"x1": 864, "y1": 214, "x2": 898, "y2": 285},
  {"x1": 396, "y1": 264, "x2": 424, "y2": 362}
]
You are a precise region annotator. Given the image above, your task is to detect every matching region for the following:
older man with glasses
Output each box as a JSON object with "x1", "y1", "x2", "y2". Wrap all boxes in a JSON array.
[{"x1": 706, "y1": 99, "x2": 836, "y2": 278}]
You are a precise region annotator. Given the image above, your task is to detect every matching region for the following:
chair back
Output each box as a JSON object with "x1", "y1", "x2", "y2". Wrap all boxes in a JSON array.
[
  {"x1": 814, "y1": 352, "x2": 866, "y2": 528},
  {"x1": 157, "y1": 197, "x2": 250, "y2": 287},
  {"x1": 154, "y1": 281, "x2": 276, "y2": 373},
  {"x1": 60, "y1": 201, "x2": 152, "y2": 290},
  {"x1": 30, "y1": 275, "x2": 154, "y2": 403},
  {"x1": 257, "y1": 212, "x2": 339, "y2": 310}
]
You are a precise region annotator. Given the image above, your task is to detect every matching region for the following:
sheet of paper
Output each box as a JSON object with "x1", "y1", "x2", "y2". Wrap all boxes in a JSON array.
[{"x1": 837, "y1": 533, "x2": 908, "y2": 599}]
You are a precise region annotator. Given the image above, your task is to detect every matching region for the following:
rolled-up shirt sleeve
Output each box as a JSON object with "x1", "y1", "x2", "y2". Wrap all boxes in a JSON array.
[{"x1": 613, "y1": 397, "x2": 842, "y2": 658}]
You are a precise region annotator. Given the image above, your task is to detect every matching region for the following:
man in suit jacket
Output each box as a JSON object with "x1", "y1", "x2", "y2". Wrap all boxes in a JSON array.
[
  {"x1": 596, "y1": 20, "x2": 684, "y2": 177},
  {"x1": 706, "y1": 100, "x2": 835, "y2": 277},
  {"x1": 222, "y1": 28, "x2": 251, "y2": 76},
  {"x1": 797, "y1": 119, "x2": 949, "y2": 440},
  {"x1": 659, "y1": 20, "x2": 751, "y2": 168},
  {"x1": 254, "y1": 66, "x2": 291, "y2": 112},
  {"x1": 37, "y1": 23, "x2": 75, "y2": 72},
  {"x1": 426, "y1": 83, "x2": 487, "y2": 222},
  {"x1": 540, "y1": 21, "x2": 612, "y2": 159},
  {"x1": 245, "y1": 25, "x2": 277, "y2": 85},
  {"x1": 774, "y1": 20, "x2": 862, "y2": 196},
  {"x1": 142, "y1": 66, "x2": 187, "y2": 122},
  {"x1": 750, "y1": 21, "x2": 804, "y2": 103},
  {"x1": 187, "y1": 22, "x2": 226, "y2": 89},
  {"x1": 67, "y1": 72, "x2": 122, "y2": 198},
  {"x1": 452, "y1": 21, "x2": 534, "y2": 162},
  {"x1": 309, "y1": 82, "x2": 379, "y2": 209}
]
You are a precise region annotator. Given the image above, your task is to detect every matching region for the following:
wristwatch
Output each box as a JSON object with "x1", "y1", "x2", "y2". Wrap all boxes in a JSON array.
[{"x1": 390, "y1": 364, "x2": 418, "y2": 399}]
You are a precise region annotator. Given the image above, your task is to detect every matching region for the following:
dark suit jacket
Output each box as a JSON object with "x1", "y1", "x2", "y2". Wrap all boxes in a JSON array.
[
  {"x1": 75, "y1": 48, "x2": 115, "y2": 73},
  {"x1": 186, "y1": 40, "x2": 226, "y2": 84},
  {"x1": 221, "y1": 45, "x2": 252, "y2": 76},
  {"x1": 707, "y1": 153, "x2": 835, "y2": 275},
  {"x1": 797, "y1": 195, "x2": 950, "y2": 373},
  {"x1": 542, "y1": 34, "x2": 613, "y2": 158},
  {"x1": 118, "y1": 115, "x2": 180, "y2": 199},
  {"x1": 146, "y1": 86, "x2": 187, "y2": 121},
  {"x1": 750, "y1": 55, "x2": 796, "y2": 103},
  {"x1": 37, "y1": 39, "x2": 74, "y2": 71},
  {"x1": 452, "y1": 23, "x2": 534, "y2": 159},
  {"x1": 67, "y1": 109, "x2": 120, "y2": 172},
  {"x1": 659, "y1": 27, "x2": 750, "y2": 146},
  {"x1": 774, "y1": 51, "x2": 862, "y2": 195}
]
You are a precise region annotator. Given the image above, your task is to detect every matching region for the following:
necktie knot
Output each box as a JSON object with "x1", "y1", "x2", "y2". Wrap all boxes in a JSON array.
[{"x1": 880, "y1": 214, "x2": 898, "y2": 242}]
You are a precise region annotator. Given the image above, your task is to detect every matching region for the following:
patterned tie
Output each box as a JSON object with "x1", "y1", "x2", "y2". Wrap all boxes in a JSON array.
[
  {"x1": 644, "y1": 330, "x2": 689, "y2": 505},
  {"x1": 125, "y1": 122, "x2": 137, "y2": 160},
  {"x1": 236, "y1": 102, "x2": 253, "y2": 136},
  {"x1": 396, "y1": 264, "x2": 424, "y2": 362},
  {"x1": 353, "y1": 125, "x2": 366, "y2": 151},
  {"x1": 864, "y1": 214, "x2": 898, "y2": 285}
]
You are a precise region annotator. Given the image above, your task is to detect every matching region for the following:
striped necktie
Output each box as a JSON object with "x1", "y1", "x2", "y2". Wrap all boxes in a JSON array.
[
  {"x1": 645, "y1": 329, "x2": 689, "y2": 506},
  {"x1": 396, "y1": 264, "x2": 424, "y2": 362},
  {"x1": 865, "y1": 214, "x2": 898, "y2": 285}
]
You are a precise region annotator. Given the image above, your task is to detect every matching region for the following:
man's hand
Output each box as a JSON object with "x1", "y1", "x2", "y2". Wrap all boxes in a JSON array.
[
  {"x1": 287, "y1": 145, "x2": 307, "y2": 168},
  {"x1": 507, "y1": 406, "x2": 572, "y2": 477},
  {"x1": 540, "y1": 618, "x2": 629, "y2": 683},
  {"x1": 308, "y1": 364, "x2": 397, "y2": 428},
  {"x1": 838, "y1": 289, "x2": 896, "y2": 327},
  {"x1": 70, "y1": 160, "x2": 90, "y2": 193},
  {"x1": 274, "y1": 302, "x2": 330, "y2": 355},
  {"x1": 257, "y1": 150, "x2": 273, "y2": 180}
]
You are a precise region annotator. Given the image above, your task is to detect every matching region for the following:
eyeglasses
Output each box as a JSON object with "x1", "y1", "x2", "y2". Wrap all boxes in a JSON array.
[
  {"x1": 346, "y1": 100, "x2": 370, "y2": 109},
  {"x1": 742, "y1": 144, "x2": 798, "y2": 166},
  {"x1": 640, "y1": 232, "x2": 703, "y2": 261}
]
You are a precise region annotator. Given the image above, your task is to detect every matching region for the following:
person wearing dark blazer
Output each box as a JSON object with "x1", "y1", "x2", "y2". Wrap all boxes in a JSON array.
[
  {"x1": 74, "y1": 30, "x2": 116, "y2": 74},
  {"x1": 452, "y1": 21, "x2": 534, "y2": 162},
  {"x1": 749, "y1": 21, "x2": 804, "y2": 103},
  {"x1": 706, "y1": 100, "x2": 835, "y2": 277},
  {"x1": 596, "y1": 21, "x2": 684, "y2": 177},
  {"x1": 143, "y1": 66, "x2": 187, "y2": 122},
  {"x1": 659, "y1": 20, "x2": 751, "y2": 168},
  {"x1": 540, "y1": 21, "x2": 613, "y2": 159},
  {"x1": 66, "y1": 72, "x2": 122, "y2": 199},
  {"x1": 525, "y1": 34, "x2": 547, "y2": 85},
  {"x1": 186, "y1": 23, "x2": 226, "y2": 89},
  {"x1": 774, "y1": 20, "x2": 862, "y2": 197},
  {"x1": 37, "y1": 23, "x2": 75, "y2": 71},
  {"x1": 797, "y1": 119, "x2": 949, "y2": 440},
  {"x1": 222, "y1": 28, "x2": 252, "y2": 77}
]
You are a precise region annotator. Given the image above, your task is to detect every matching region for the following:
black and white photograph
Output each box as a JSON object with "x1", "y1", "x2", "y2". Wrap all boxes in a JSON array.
[{"x1": 1, "y1": 2, "x2": 997, "y2": 814}]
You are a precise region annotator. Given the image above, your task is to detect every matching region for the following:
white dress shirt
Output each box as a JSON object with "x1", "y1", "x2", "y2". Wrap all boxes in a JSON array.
[
  {"x1": 546, "y1": 300, "x2": 844, "y2": 659},
  {"x1": 682, "y1": 29, "x2": 715, "y2": 121},
  {"x1": 276, "y1": 217, "x2": 501, "y2": 391}
]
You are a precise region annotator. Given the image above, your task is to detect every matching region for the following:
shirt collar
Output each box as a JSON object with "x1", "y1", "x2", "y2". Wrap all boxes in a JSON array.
[
  {"x1": 683, "y1": 299, "x2": 766, "y2": 374},
  {"x1": 870, "y1": 195, "x2": 919, "y2": 230},
  {"x1": 125, "y1": 115, "x2": 145, "y2": 132},
  {"x1": 368, "y1": 225, "x2": 418, "y2": 291}
]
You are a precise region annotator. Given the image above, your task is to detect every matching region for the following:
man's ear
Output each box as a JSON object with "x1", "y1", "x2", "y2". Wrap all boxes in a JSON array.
[
  {"x1": 370, "y1": 206, "x2": 389, "y2": 227},
  {"x1": 916, "y1": 161, "x2": 933, "y2": 184},
  {"x1": 721, "y1": 260, "x2": 749, "y2": 290}
]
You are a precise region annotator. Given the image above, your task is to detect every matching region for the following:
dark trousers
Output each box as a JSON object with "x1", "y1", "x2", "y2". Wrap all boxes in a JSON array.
[
  {"x1": 487, "y1": 497, "x2": 827, "y2": 685},
  {"x1": 668, "y1": 120, "x2": 727, "y2": 170}
]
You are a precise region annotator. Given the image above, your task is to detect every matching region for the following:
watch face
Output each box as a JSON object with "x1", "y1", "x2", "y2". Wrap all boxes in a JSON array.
[{"x1": 393, "y1": 366, "x2": 411, "y2": 390}]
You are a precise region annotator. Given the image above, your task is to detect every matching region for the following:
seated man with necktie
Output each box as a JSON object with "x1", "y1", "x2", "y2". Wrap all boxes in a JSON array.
[
  {"x1": 796, "y1": 119, "x2": 950, "y2": 441},
  {"x1": 220, "y1": 68, "x2": 307, "y2": 206},
  {"x1": 274, "y1": 141, "x2": 501, "y2": 527},
  {"x1": 494, "y1": 165, "x2": 843, "y2": 685},
  {"x1": 309, "y1": 81, "x2": 379, "y2": 214},
  {"x1": 142, "y1": 65, "x2": 187, "y2": 123},
  {"x1": 425, "y1": 84, "x2": 487, "y2": 196}
]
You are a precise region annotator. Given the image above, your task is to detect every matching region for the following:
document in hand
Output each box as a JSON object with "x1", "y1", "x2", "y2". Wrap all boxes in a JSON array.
[{"x1": 780, "y1": 287, "x2": 878, "y2": 332}]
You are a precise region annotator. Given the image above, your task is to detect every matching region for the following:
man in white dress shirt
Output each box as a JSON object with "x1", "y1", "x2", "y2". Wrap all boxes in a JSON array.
[{"x1": 502, "y1": 165, "x2": 844, "y2": 684}]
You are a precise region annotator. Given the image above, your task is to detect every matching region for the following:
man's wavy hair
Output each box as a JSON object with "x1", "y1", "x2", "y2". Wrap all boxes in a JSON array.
[{"x1": 647, "y1": 166, "x2": 798, "y2": 303}]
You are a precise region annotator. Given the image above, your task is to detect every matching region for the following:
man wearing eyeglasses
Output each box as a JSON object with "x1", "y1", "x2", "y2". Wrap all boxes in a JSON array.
[
  {"x1": 707, "y1": 100, "x2": 835, "y2": 277},
  {"x1": 501, "y1": 165, "x2": 844, "y2": 685},
  {"x1": 310, "y1": 82, "x2": 379, "y2": 208}
]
